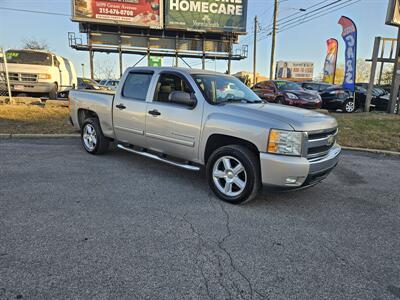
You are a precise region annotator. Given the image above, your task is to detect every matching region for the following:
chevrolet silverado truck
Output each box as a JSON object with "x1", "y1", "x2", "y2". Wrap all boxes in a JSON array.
[{"x1": 69, "y1": 67, "x2": 341, "y2": 204}]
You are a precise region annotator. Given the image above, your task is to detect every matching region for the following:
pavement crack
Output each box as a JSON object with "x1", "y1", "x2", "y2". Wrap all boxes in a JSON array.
[{"x1": 216, "y1": 200, "x2": 255, "y2": 300}]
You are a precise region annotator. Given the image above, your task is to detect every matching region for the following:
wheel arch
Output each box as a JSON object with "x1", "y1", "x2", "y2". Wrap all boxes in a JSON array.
[
  {"x1": 77, "y1": 108, "x2": 99, "y2": 129},
  {"x1": 204, "y1": 134, "x2": 260, "y2": 164}
]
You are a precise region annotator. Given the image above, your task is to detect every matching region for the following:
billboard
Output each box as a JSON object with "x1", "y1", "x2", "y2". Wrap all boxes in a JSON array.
[
  {"x1": 322, "y1": 38, "x2": 338, "y2": 84},
  {"x1": 72, "y1": 0, "x2": 163, "y2": 28},
  {"x1": 165, "y1": 0, "x2": 247, "y2": 33},
  {"x1": 275, "y1": 61, "x2": 314, "y2": 81},
  {"x1": 386, "y1": 0, "x2": 400, "y2": 26},
  {"x1": 338, "y1": 16, "x2": 357, "y2": 92}
]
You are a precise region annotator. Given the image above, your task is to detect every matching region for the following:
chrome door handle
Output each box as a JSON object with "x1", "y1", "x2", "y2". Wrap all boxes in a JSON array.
[
  {"x1": 116, "y1": 103, "x2": 126, "y2": 110},
  {"x1": 148, "y1": 109, "x2": 161, "y2": 116}
]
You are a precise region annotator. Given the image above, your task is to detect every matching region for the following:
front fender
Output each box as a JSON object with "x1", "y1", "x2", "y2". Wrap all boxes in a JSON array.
[{"x1": 199, "y1": 112, "x2": 291, "y2": 164}]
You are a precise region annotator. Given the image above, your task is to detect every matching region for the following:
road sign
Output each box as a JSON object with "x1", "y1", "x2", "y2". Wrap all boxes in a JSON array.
[{"x1": 149, "y1": 56, "x2": 162, "y2": 67}]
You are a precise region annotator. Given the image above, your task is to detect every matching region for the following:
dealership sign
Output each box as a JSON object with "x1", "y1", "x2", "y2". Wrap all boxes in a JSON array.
[
  {"x1": 322, "y1": 38, "x2": 338, "y2": 84},
  {"x1": 165, "y1": 0, "x2": 247, "y2": 32},
  {"x1": 275, "y1": 61, "x2": 314, "y2": 81},
  {"x1": 338, "y1": 16, "x2": 357, "y2": 92},
  {"x1": 72, "y1": 0, "x2": 163, "y2": 28}
]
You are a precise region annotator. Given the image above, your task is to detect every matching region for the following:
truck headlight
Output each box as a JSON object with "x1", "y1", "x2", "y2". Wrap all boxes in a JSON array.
[
  {"x1": 268, "y1": 129, "x2": 303, "y2": 156},
  {"x1": 38, "y1": 73, "x2": 52, "y2": 80},
  {"x1": 286, "y1": 92, "x2": 299, "y2": 99}
]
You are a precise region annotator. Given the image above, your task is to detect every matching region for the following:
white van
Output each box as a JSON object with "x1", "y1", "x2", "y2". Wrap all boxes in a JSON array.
[{"x1": 1, "y1": 49, "x2": 77, "y2": 99}]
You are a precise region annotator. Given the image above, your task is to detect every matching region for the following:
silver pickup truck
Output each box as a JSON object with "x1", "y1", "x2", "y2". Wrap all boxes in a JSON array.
[{"x1": 69, "y1": 67, "x2": 341, "y2": 204}]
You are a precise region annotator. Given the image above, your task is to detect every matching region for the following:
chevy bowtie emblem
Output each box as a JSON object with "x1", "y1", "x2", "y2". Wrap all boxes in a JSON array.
[{"x1": 327, "y1": 135, "x2": 335, "y2": 146}]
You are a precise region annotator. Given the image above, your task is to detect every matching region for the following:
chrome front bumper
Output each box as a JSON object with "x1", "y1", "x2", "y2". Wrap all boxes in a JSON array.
[
  {"x1": 8, "y1": 81, "x2": 55, "y2": 93},
  {"x1": 259, "y1": 144, "x2": 341, "y2": 187}
]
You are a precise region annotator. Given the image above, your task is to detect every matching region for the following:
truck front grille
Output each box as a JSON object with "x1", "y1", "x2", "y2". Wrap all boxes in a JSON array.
[
  {"x1": 306, "y1": 128, "x2": 337, "y2": 160},
  {"x1": 9, "y1": 73, "x2": 38, "y2": 83}
]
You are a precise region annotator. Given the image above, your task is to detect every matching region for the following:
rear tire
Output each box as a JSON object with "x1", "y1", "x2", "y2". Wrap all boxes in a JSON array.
[
  {"x1": 81, "y1": 118, "x2": 109, "y2": 155},
  {"x1": 206, "y1": 145, "x2": 261, "y2": 204}
]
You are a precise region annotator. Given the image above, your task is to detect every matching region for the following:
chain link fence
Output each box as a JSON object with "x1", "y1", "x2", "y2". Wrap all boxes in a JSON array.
[{"x1": 0, "y1": 47, "x2": 12, "y2": 101}]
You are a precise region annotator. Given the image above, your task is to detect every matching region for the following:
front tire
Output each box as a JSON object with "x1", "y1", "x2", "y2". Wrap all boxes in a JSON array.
[
  {"x1": 276, "y1": 96, "x2": 284, "y2": 105},
  {"x1": 81, "y1": 118, "x2": 109, "y2": 154},
  {"x1": 49, "y1": 83, "x2": 58, "y2": 100},
  {"x1": 206, "y1": 145, "x2": 261, "y2": 204},
  {"x1": 343, "y1": 99, "x2": 355, "y2": 113}
]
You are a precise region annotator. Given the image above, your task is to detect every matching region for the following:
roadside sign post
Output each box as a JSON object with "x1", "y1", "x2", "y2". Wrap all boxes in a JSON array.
[
  {"x1": 385, "y1": 0, "x2": 400, "y2": 113},
  {"x1": 2, "y1": 48, "x2": 13, "y2": 104},
  {"x1": 388, "y1": 28, "x2": 400, "y2": 113},
  {"x1": 365, "y1": 37, "x2": 381, "y2": 112}
]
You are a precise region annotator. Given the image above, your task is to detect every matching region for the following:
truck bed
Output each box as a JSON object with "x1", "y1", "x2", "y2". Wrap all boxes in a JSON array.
[{"x1": 69, "y1": 89, "x2": 115, "y2": 138}]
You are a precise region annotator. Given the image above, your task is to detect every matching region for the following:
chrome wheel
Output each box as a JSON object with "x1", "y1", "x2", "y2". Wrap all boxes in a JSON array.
[
  {"x1": 345, "y1": 101, "x2": 355, "y2": 113},
  {"x1": 83, "y1": 124, "x2": 97, "y2": 151},
  {"x1": 212, "y1": 156, "x2": 247, "y2": 197}
]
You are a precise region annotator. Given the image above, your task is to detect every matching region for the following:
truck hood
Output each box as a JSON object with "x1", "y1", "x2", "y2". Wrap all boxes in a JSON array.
[
  {"x1": 3, "y1": 63, "x2": 53, "y2": 74},
  {"x1": 225, "y1": 102, "x2": 337, "y2": 132}
]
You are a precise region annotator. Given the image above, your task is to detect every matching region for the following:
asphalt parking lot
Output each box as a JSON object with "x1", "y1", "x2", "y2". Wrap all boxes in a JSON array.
[{"x1": 1, "y1": 139, "x2": 400, "y2": 299}]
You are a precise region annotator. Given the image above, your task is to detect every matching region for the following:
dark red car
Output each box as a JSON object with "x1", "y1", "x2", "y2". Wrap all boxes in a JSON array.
[{"x1": 252, "y1": 80, "x2": 322, "y2": 109}]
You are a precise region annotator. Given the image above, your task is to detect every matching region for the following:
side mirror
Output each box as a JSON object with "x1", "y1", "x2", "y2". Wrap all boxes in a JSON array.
[{"x1": 169, "y1": 91, "x2": 197, "y2": 108}]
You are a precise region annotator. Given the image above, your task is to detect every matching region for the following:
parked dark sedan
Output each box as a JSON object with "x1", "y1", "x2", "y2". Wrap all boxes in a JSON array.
[
  {"x1": 252, "y1": 80, "x2": 322, "y2": 109},
  {"x1": 302, "y1": 81, "x2": 399, "y2": 113},
  {"x1": 355, "y1": 84, "x2": 399, "y2": 113}
]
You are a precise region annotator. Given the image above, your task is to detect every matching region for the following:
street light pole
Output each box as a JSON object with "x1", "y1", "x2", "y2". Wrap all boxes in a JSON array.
[
  {"x1": 81, "y1": 63, "x2": 85, "y2": 79},
  {"x1": 270, "y1": 0, "x2": 279, "y2": 80},
  {"x1": 253, "y1": 16, "x2": 258, "y2": 86}
]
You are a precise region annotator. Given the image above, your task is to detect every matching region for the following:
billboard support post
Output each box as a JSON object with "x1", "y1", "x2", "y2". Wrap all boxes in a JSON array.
[
  {"x1": 202, "y1": 38, "x2": 206, "y2": 70},
  {"x1": 88, "y1": 30, "x2": 94, "y2": 79},
  {"x1": 228, "y1": 37, "x2": 232, "y2": 75},
  {"x1": 119, "y1": 47, "x2": 123, "y2": 78},
  {"x1": 89, "y1": 49, "x2": 94, "y2": 80}
]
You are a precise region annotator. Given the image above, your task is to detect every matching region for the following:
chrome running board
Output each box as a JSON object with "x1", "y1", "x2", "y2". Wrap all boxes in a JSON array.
[{"x1": 117, "y1": 144, "x2": 200, "y2": 171}]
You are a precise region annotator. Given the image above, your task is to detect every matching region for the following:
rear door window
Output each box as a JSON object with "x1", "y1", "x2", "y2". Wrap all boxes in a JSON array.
[{"x1": 122, "y1": 73, "x2": 153, "y2": 101}]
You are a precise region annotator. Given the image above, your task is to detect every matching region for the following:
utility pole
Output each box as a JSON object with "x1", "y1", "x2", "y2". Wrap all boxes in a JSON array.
[
  {"x1": 253, "y1": 16, "x2": 258, "y2": 86},
  {"x1": 270, "y1": 0, "x2": 278, "y2": 80}
]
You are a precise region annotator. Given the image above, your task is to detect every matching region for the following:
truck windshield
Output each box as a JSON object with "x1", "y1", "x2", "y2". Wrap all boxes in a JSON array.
[
  {"x1": 5, "y1": 50, "x2": 53, "y2": 66},
  {"x1": 192, "y1": 74, "x2": 262, "y2": 104}
]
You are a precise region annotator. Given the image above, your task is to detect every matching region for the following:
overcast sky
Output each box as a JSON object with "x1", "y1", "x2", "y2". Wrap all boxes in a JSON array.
[{"x1": 0, "y1": 0, "x2": 396, "y2": 78}]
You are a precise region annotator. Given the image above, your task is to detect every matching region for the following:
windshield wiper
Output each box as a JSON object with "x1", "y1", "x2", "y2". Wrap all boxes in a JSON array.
[{"x1": 221, "y1": 98, "x2": 263, "y2": 104}]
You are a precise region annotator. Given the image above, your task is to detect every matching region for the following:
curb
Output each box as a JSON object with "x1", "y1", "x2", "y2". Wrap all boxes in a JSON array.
[
  {"x1": 342, "y1": 146, "x2": 400, "y2": 156},
  {"x1": 0, "y1": 133, "x2": 80, "y2": 139}
]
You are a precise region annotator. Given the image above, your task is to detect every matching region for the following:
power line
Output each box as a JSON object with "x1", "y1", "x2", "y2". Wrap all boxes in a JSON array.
[
  {"x1": 256, "y1": 0, "x2": 361, "y2": 41},
  {"x1": 261, "y1": 0, "x2": 344, "y2": 34},
  {"x1": 278, "y1": 0, "x2": 362, "y2": 32},
  {"x1": 240, "y1": 0, "x2": 345, "y2": 45},
  {"x1": 0, "y1": 6, "x2": 70, "y2": 16}
]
